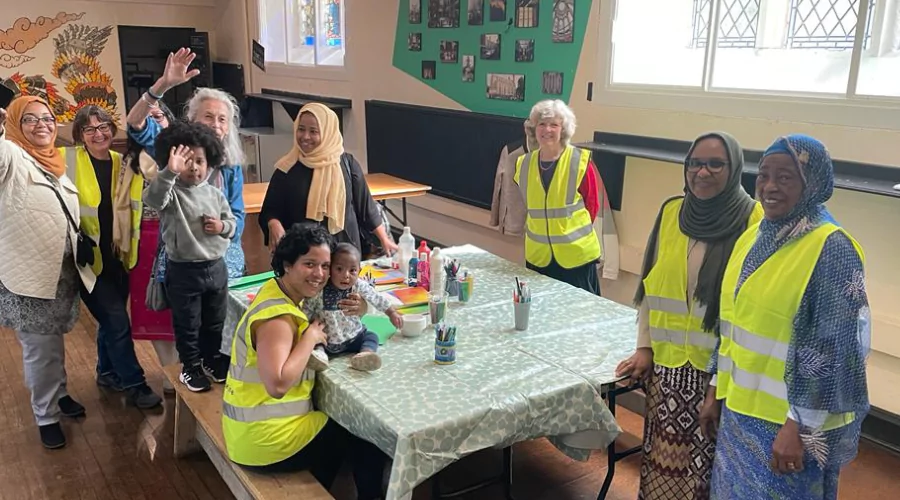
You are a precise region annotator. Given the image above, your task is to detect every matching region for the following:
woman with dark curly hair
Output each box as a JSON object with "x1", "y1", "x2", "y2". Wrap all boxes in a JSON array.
[
  {"x1": 144, "y1": 120, "x2": 235, "y2": 393},
  {"x1": 222, "y1": 222, "x2": 386, "y2": 499}
]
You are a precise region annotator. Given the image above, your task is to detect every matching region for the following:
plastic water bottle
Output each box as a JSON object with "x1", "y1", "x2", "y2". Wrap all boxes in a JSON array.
[{"x1": 398, "y1": 227, "x2": 415, "y2": 276}]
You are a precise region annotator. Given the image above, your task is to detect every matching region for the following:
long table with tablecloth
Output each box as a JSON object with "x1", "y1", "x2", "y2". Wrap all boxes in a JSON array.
[{"x1": 222, "y1": 245, "x2": 637, "y2": 500}]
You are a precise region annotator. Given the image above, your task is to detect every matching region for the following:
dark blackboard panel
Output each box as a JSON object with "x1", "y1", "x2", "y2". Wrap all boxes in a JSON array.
[{"x1": 365, "y1": 101, "x2": 524, "y2": 210}]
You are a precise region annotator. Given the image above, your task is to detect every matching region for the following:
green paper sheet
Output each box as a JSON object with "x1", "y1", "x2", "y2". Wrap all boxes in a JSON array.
[
  {"x1": 361, "y1": 315, "x2": 397, "y2": 345},
  {"x1": 229, "y1": 271, "x2": 275, "y2": 290}
]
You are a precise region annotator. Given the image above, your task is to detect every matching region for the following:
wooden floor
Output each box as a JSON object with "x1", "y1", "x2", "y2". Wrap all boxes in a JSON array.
[{"x1": 1, "y1": 310, "x2": 899, "y2": 499}]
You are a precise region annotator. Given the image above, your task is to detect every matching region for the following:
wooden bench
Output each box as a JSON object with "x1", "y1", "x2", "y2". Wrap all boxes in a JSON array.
[{"x1": 162, "y1": 365, "x2": 334, "y2": 500}]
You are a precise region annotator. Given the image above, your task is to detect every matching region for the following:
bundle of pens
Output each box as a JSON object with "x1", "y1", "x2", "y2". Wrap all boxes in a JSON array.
[
  {"x1": 443, "y1": 259, "x2": 461, "y2": 297},
  {"x1": 434, "y1": 323, "x2": 457, "y2": 364},
  {"x1": 458, "y1": 268, "x2": 474, "y2": 303},
  {"x1": 513, "y1": 277, "x2": 531, "y2": 331},
  {"x1": 513, "y1": 277, "x2": 531, "y2": 303}
]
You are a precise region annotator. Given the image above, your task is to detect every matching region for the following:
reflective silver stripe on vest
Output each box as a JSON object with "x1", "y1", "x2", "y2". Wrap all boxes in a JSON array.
[
  {"x1": 566, "y1": 147, "x2": 583, "y2": 206},
  {"x1": 222, "y1": 398, "x2": 313, "y2": 423},
  {"x1": 718, "y1": 354, "x2": 788, "y2": 401},
  {"x1": 517, "y1": 152, "x2": 532, "y2": 200},
  {"x1": 229, "y1": 363, "x2": 314, "y2": 386},
  {"x1": 81, "y1": 206, "x2": 99, "y2": 218},
  {"x1": 131, "y1": 200, "x2": 141, "y2": 211},
  {"x1": 649, "y1": 328, "x2": 719, "y2": 350},
  {"x1": 645, "y1": 295, "x2": 707, "y2": 319},
  {"x1": 525, "y1": 222, "x2": 595, "y2": 245},
  {"x1": 526, "y1": 206, "x2": 581, "y2": 219},
  {"x1": 719, "y1": 320, "x2": 790, "y2": 362},
  {"x1": 64, "y1": 147, "x2": 76, "y2": 179}
]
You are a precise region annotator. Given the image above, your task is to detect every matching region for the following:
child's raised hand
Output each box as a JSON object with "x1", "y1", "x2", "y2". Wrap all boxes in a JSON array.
[
  {"x1": 388, "y1": 308, "x2": 404, "y2": 330},
  {"x1": 168, "y1": 145, "x2": 193, "y2": 173},
  {"x1": 202, "y1": 214, "x2": 224, "y2": 234}
]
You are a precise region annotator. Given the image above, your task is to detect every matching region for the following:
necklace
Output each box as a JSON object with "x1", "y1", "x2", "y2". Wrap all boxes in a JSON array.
[{"x1": 539, "y1": 159, "x2": 558, "y2": 172}]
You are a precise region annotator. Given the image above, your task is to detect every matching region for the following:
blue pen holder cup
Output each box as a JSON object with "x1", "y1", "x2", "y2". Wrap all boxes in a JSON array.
[
  {"x1": 445, "y1": 277, "x2": 460, "y2": 298},
  {"x1": 513, "y1": 302, "x2": 531, "y2": 331},
  {"x1": 434, "y1": 338, "x2": 457, "y2": 365}
]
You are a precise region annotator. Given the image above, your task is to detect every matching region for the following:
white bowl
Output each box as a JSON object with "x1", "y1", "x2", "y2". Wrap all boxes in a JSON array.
[{"x1": 401, "y1": 314, "x2": 427, "y2": 337}]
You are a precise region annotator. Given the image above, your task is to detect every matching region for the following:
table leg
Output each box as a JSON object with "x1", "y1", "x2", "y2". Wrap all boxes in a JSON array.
[
  {"x1": 431, "y1": 446, "x2": 514, "y2": 499},
  {"x1": 379, "y1": 199, "x2": 406, "y2": 228},
  {"x1": 402, "y1": 198, "x2": 408, "y2": 227},
  {"x1": 597, "y1": 384, "x2": 643, "y2": 500}
]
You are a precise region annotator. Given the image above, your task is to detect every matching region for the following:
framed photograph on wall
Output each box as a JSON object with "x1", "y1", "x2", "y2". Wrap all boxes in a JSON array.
[
  {"x1": 410, "y1": 0, "x2": 422, "y2": 24},
  {"x1": 440, "y1": 40, "x2": 459, "y2": 63},
  {"x1": 462, "y1": 55, "x2": 475, "y2": 81},
  {"x1": 468, "y1": 0, "x2": 485, "y2": 25},
  {"x1": 515, "y1": 0, "x2": 539, "y2": 28},
  {"x1": 542, "y1": 71, "x2": 563, "y2": 95},
  {"x1": 515, "y1": 39, "x2": 534, "y2": 62},
  {"x1": 422, "y1": 60, "x2": 437, "y2": 80},
  {"x1": 408, "y1": 33, "x2": 423, "y2": 51},
  {"x1": 489, "y1": 0, "x2": 506, "y2": 22},
  {"x1": 552, "y1": 0, "x2": 575, "y2": 43},
  {"x1": 428, "y1": 0, "x2": 461, "y2": 28},
  {"x1": 480, "y1": 33, "x2": 501, "y2": 60},
  {"x1": 486, "y1": 73, "x2": 525, "y2": 101}
]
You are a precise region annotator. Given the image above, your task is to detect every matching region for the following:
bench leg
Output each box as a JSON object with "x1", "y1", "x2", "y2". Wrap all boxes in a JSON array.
[{"x1": 173, "y1": 394, "x2": 201, "y2": 457}]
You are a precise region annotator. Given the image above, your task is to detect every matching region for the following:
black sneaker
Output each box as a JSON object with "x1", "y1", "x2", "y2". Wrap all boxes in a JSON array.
[
  {"x1": 179, "y1": 365, "x2": 211, "y2": 392},
  {"x1": 96, "y1": 373, "x2": 124, "y2": 392},
  {"x1": 202, "y1": 356, "x2": 228, "y2": 384},
  {"x1": 39, "y1": 422, "x2": 66, "y2": 449},
  {"x1": 58, "y1": 396, "x2": 85, "y2": 418},
  {"x1": 126, "y1": 384, "x2": 163, "y2": 409}
]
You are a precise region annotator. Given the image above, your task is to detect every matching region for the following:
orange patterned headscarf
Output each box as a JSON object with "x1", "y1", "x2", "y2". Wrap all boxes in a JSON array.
[{"x1": 5, "y1": 96, "x2": 66, "y2": 178}]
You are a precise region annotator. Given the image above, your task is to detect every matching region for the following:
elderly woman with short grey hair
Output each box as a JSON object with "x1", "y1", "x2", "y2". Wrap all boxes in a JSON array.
[{"x1": 513, "y1": 99, "x2": 604, "y2": 294}]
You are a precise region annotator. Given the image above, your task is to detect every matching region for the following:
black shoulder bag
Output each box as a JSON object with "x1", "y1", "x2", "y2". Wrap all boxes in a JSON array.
[{"x1": 42, "y1": 173, "x2": 96, "y2": 268}]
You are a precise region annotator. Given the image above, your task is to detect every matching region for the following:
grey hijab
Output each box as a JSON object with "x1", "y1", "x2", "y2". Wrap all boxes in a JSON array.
[{"x1": 634, "y1": 131, "x2": 757, "y2": 333}]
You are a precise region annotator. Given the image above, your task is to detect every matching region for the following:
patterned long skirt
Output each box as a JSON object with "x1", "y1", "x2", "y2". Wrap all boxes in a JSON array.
[
  {"x1": 710, "y1": 407, "x2": 839, "y2": 500},
  {"x1": 639, "y1": 363, "x2": 716, "y2": 500}
]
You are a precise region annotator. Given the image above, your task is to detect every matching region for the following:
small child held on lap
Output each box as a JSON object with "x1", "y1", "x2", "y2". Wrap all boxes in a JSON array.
[{"x1": 304, "y1": 243, "x2": 403, "y2": 372}]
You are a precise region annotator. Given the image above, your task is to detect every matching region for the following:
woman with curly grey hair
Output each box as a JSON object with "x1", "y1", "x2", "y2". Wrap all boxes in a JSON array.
[{"x1": 514, "y1": 99, "x2": 604, "y2": 294}]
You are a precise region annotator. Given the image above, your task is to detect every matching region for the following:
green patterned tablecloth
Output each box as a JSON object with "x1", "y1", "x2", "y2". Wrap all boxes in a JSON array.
[{"x1": 222, "y1": 245, "x2": 636, "y2": 500}]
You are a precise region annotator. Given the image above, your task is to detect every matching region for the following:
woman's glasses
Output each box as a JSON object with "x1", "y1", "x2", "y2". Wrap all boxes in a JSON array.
[
  {"x1": 20, "y1": 115, "x2": 56, "y2": 126},
  {"x1": 686, "y1": 158, "x2": 728, "y2": 173},
  {"x1": 82, "y1": 123, "x2": 112, "y2": 135}
]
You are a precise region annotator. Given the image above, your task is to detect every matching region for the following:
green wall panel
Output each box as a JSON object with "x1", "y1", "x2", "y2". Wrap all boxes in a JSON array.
[{"x1": 392, "y1": 0, "x2": 592, "y2": 118}]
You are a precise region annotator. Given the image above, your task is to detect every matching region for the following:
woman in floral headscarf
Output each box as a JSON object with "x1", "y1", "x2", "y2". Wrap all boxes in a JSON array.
[{"x1": 701, "y1": 134, "x2": 870, "y2": 499}]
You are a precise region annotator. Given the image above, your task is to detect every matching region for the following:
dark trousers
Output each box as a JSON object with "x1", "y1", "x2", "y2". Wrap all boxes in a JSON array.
[
  {"x1": 325, "y1": 329, "x2": 379, "y2": 355},
  {"x1": 246, "y1": 419, "x2": 387, "y2": 499},
  {"x1": 527, "y1": 259, "x2": 601, "y2": 296},
  {"x1": 80, "y1": 260, "x2": 147, "y2": 388},
  {"x1": 165, "y1": 259, "x2": 228, "y2": 367}
]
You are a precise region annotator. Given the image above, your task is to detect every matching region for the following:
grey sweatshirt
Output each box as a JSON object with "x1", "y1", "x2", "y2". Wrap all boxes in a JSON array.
[{"x1": 143, "y1": 168, "x2": 236, "y2": 263}]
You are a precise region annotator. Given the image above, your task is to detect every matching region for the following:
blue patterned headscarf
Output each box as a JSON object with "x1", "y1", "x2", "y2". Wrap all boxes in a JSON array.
[{"x1": 760, "y1": 134, "x2": 836, "y2": 241}]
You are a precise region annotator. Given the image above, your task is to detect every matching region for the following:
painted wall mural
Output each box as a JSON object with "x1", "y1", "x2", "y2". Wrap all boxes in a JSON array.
[{"x1": 0, "y1": 12, "x2": 119, "y2": 125}]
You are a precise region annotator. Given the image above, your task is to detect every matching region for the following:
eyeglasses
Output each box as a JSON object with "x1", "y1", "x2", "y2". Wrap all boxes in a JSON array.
[
  {"x1": 20, "y1": 115, "x2": 56, "y2": 126},
  {"x1": 82, "y1": 123, "x2": 112, "y2": 135},
  {"x1": 686, "y1": 158, "x2": 728, "y2": 173}
]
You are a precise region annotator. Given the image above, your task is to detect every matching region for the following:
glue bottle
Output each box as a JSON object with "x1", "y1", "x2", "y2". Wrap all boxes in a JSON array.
[
  {"x1": 417, "y1": 240, "x2": 431, "y2": 262},
  {"x1": 429, "y1": 247, "x2": 444, "y2": 294}
]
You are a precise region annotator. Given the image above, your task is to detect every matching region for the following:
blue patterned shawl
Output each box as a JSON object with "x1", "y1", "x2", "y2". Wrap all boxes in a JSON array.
[{"x1": 736, "y1": 134, "x2": 870, "y2": 469}]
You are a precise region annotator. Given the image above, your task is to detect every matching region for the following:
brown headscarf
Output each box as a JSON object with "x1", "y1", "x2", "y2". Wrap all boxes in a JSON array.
[
  {"x1": 4, "y1": 96, "x2": 66, "y2": 178},
  {"x1": 274, "y1": 103, "x2": 347, "y2": 234}
]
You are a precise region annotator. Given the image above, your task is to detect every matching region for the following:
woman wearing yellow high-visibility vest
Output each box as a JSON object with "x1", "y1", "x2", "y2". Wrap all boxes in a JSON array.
[
  {"x1": 703, "y1": 135, "x2": 870, "y2": 499},
  {"x1": 60, "y1": 106, "x2": 162, "y2": 409},
  {"x1": 616, "y1": 132, "x2": 761, "y2": 498},
  {"x1": 514, "y1": 100, "x2": 604, "y2": 295},
  {"x1": 223, "y1": 223, "x2": 386, "y2": 498}
]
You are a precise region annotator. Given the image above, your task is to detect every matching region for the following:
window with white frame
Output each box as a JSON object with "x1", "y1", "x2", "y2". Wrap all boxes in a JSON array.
[
  {"x1": 610, "y1": 0, "x2": 900, "y2": 98},
  {"x1": 259, "y1": 0, "x2": 345, "y2": 67}
]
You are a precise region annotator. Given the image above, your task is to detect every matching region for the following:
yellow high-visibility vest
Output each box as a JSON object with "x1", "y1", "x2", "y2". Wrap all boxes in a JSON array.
[
  {"x1": 716, "y1": 221, "x2": 863, "y2": 429},
  {"x1": 61, "y1": 146, "x2": 143, "y2": 274},
  {"x1": 222, "y1": 279, "x2": 327, "y2": 466},
  {"x1": 514, "y1": 145, "x2": 601, "y2": 269},
  {"x1": 644, "y1": 198, "x2": 763, "y2": 370}
]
